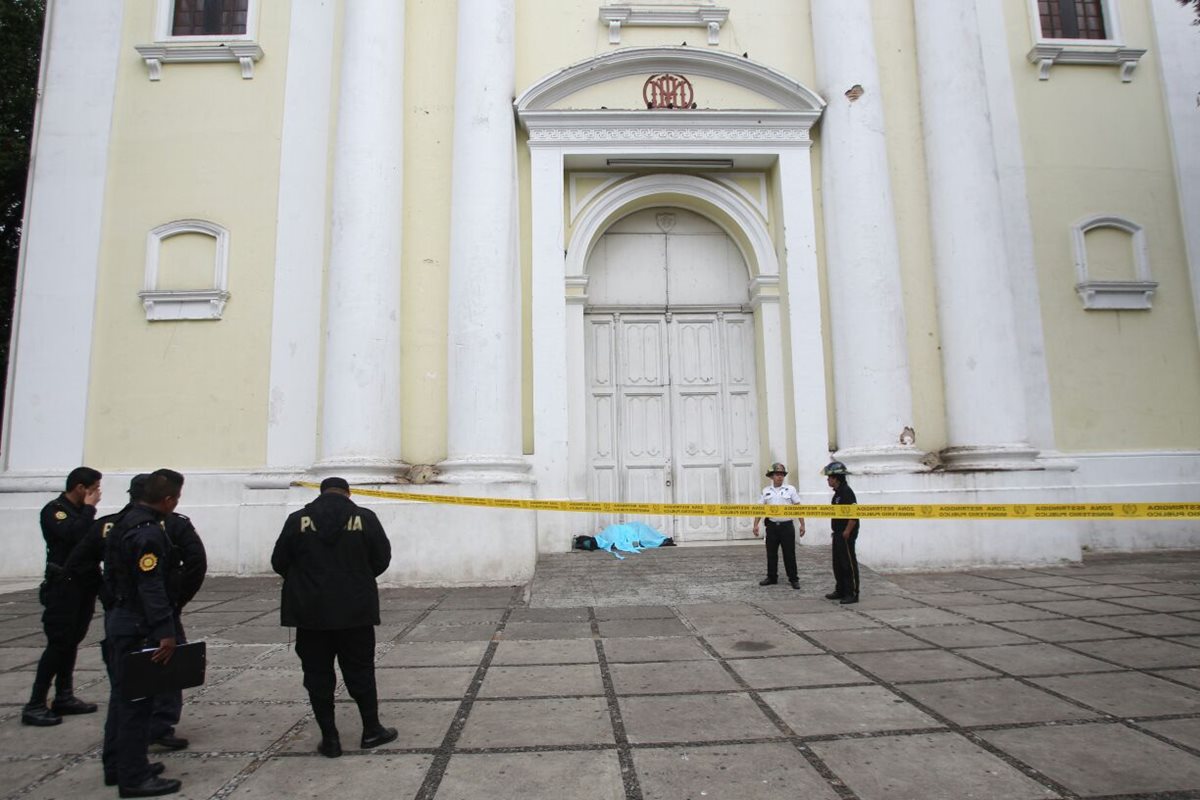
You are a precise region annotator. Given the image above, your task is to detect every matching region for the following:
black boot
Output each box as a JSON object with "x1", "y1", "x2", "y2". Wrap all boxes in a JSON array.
[
  {"x1": 310, "y1": 695, "x2": 340, "y2": 757},
  {"x1": 52, "y1": 694, "x2": 98, "y2": 715},
  {"x1": 117, "y1": 776, "x2": 181, "y2": 798},
  {"x1": 317, "y1": 734, "x2": 342, "y2": 758},
  {"x1": 21, "y1": 702, "x2": 62, "y2": 727},
  {"x1": 360, "y1": 726, "x2": 398, "y2": 749}
]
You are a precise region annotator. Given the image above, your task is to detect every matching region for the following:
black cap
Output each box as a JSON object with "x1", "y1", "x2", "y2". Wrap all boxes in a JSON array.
[
  {"x1": 128, "y1": 473, "x2": 151, "y2": 499},
  {"x1": 319, "y1": 476, "x2": 350, "y2": 493}
]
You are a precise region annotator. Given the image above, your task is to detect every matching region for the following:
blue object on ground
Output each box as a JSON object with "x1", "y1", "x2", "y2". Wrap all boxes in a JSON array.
[{"x1": 594, "y1": 522, "x2": 669, "y2": 559}]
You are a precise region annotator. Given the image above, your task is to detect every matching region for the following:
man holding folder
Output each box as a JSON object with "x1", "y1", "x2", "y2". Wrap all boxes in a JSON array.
[{"x1": 101, "y1": 470, "x2": 185, "y2": 798}]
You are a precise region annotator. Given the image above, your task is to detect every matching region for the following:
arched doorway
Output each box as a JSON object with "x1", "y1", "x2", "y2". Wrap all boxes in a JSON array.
[{"x1": 584, "y1": 207, "x2": 759, "y2": 541}]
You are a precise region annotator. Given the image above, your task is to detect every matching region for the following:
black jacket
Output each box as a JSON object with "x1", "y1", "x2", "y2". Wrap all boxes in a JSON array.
[
  {"x1": 271, "y1": 492, "x2": 391, "y2": 630},
  {"x1": 64, "y1": 505, "x2": 133, "y2": 600},
  {"x1": 165, "y1": 513, "x2": 207, "y2": 608},
  {"x1": 102, "y1": 504, "x2": 176, "y2": 641},
  {"x1": 40, "y1": 494, "x2": 97, "y2": 571},
  {"x1": 831, "y1": 483, "x2": 859, "y2": 535}
]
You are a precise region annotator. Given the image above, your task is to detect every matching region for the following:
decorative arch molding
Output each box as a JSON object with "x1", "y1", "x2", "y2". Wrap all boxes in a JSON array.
[
  {"x1": 516, "y1": 46, "x2": 824, "y2": 113},
  {"x1": 566, "y1": 173, "x2": 779, "y2": 288},
  {"x1": 140, "y1": 219, "x2": 231, "y2": 321},
  {"x1": 1071, "y1": 214, "x2": 1156, "y2": 310}
]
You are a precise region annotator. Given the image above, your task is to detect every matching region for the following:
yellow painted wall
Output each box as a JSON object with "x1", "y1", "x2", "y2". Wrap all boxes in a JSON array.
[
  {"x1": 1003, "y1": 0, "x2": 1200, "y2": 450},
  {"x1": 872, "y1": 0, "x2": 947, "y2": 454},
  {"x1": 84, "y1": 2, "x2": 291, "y2": 468}
]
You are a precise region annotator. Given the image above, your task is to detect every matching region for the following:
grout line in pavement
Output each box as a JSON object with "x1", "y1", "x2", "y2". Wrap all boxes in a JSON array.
[{"x1": 590, "y1": 606, "x2": 644, "y2": 800}]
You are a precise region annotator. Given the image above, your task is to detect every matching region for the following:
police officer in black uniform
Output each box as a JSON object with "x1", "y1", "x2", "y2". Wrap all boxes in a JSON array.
[
  {"x1": 149, "y1": 500, "x2": 207, "y2": 751},
  {"x1": 22, "y1": 467, "x2": 103, "y2": 726},
  {"x1": 271, "y1": 477, "x2": 396, "y2": 758},
  {"x1": 102, "y1": 470, "x2": 185, "y2": 797},
  {"x1": 822, "y1": 461, "x2": 860, "y2": 604}
]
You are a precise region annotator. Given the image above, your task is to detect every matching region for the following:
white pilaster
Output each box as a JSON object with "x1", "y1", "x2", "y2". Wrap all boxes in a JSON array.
[
  {"x1": 914, "y1": 0, "x2": 1038, "y2": 470},
  {"x1": 317, "y1": 0, "x2": 405, "y2": 478},
  {"x1": 749, "y1": 279, "x2": 788, "y2": 464},
  {"x1": 811, "y1": 0, "x2": 924, "y2": 474},
  {"x1": 441, "y1": 0, "x2": 528, "y2": 484},
  {"x1": 2, "y1": 1, "x2": 124, "y2": 472},
  {"x1": 1149, "y1": 0, "x2": 1200, "y2": 348},
  {"x1": 530, "y1": 147, "x2": 570, "y2": 550},
  {"x1": 264, "y1": 0, "x2": 335, "y2": 471},
  {"x1": 777, "y1": 149, "x2": 832, "y2": 484}
]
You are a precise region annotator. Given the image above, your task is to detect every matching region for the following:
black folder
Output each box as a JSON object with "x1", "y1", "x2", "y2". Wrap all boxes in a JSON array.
[{"x1": 121, "y1": 640, "x2": 207, "y2": 701}]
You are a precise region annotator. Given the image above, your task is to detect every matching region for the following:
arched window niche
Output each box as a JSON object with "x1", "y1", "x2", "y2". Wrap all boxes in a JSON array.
[
  {"x1": 140, "y1": 219, "x2": 231, "y2": 321},
  {"x1": 1072, "y1": 214, "x2": 1156, "y2": 310}
]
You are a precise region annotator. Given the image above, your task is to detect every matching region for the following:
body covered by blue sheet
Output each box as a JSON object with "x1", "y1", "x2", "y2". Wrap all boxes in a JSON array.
[{"x1": 594, "y1": 522, "x2": 670, "y2": 559}]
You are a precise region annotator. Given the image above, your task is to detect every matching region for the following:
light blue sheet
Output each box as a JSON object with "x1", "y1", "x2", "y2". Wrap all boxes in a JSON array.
[{"x1": 593, "y1": 522, "x2": 669, "y2": 559}]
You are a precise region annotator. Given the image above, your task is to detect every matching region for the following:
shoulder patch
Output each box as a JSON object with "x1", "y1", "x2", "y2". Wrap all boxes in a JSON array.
[
  {"x1": 54, "y1": 510, "x2": 68, "y2": 521},
  {"x1": 138, "y1": 552, "x2": 159, "y2": 572}
]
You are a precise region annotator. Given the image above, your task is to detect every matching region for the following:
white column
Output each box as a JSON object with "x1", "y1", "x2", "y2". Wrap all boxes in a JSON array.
[
  {"x1": 316, "y1": 0, "x2": 405, "y2": 477},
  {"x1": 811, "y1": 0, "x2": 924, "y2": 474},
  {"x1": 914, "y1": 0, "x2": 1037, "y2": 470},
  {"x1": 2, "y1": 2, "x2": 124, "y2": 472},
  {"x1": 778, "y1": 148, "x2": 832, "y2": 484},
  {"x1": 441, "y1": 0, "x2": 527, "y2": 483},
  {"x1": 530, "y1": 147, "x2": 570, "y2": 550},
  {"x1": 264, "y1": 0, "x2": 336, "y2": 472}
]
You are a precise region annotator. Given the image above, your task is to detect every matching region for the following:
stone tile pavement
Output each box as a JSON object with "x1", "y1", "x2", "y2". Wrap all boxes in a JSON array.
[{"x1": 2, "y1": 546, "x2": 1200, "y2": 798}]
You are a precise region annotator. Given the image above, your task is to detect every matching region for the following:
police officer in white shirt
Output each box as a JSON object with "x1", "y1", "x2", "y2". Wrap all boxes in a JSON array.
[{"x1": 752, "y1": 463, "x2": 805, "y2": 589}]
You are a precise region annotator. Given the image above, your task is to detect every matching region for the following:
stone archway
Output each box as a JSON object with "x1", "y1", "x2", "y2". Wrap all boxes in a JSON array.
[{"x1": 516, "y1": 47, "x2": 827, "y2": 552}]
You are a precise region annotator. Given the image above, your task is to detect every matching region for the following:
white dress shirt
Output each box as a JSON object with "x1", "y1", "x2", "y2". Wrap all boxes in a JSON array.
[{"x1": 760, "y1": 483, "x2": 801, "y2": 523}]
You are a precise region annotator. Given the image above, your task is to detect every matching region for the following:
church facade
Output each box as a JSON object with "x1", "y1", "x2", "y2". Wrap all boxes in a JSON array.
[{"x1": 2, "y1": 0, "x2": 1198, "y2": 583}]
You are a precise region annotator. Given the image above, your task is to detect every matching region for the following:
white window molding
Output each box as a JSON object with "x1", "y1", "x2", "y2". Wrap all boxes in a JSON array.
[
  {"x1": 1072, "y1": 214, "x2": 1157, "y2": 310},
  {"x1": 600, "y1": 5, "x2": 729, "y2": 46},
  {"x1": 136, "y1": 0, "x2": 263, "y2": 80},
  {"x1": 1025, "y1": 0, "x2": 1144, "y2": 81},
  {"x1": 140, "y1": 219, "x2": 231, "y2": 321}
]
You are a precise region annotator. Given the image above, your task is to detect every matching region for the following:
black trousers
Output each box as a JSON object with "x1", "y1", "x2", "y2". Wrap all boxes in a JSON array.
[
  {"x1": 832, "y1": 531, "x2": 860, "y2": 598},
  {"x1": 31, "y1": 579, "x2": 97, "y2": 701},
  {"x1": 764, "y1": 520, "x2": 798, "y2": 582},
  {"x1": 295, "y1": 626, "x2": 379, "y2": 736},
  {"x1": 150, "y1": 614, "x2": 186, "y2": 739},
  {"x1": 102, "y1": 631, "x2": 155, "y2": 787}
]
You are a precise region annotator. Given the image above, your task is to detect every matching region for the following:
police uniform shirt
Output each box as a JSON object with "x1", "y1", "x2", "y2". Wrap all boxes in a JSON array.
[
  {"x1": 759, "y1": 483, "x2": 801, "y2": 523},
  {"x1": 831, "y1": 483, "x2": 859, "y2": 534},
  {"x1": 40, "y1": 494, "x2": 97, "y2": 568},
  {"x1": 104, "y1": 508, "x2": 176, "y2": 642}
]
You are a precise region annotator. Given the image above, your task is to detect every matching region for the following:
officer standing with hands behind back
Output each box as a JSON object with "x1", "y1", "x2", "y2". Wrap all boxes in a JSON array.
[{"x1": 272, "y1": 477, "x2": 396, "y2": 758}]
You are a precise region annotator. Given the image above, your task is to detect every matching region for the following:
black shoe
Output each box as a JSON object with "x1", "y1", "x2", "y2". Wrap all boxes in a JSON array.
[
  {"x1": 824, "y1": 591, "x2": 843, "y2": 600},
  {"x1": 789, "y1": 580, "x2": 800, "y2": 590},
  {"x1": 118, "y1": 776, "x2": 181, "y2": 798},
  {"x1": 758, "y1": 578, "x2": 777, "y2": 586},
  {"x1": 51, "y1": 695, "x2": 98, "y2": 715},
  {"x1": 20, "y1": 704, "x2": 62, "y2": 727},
  {"x1": 360, "y1": 726, "x2": 398, "y2": 749},
  {"x1": 317, "y1": 735, "x2": 342, "y2": 758},
  {"x1": 106, "y1": 762, "x2": 165, "y2": 787},
  {"x1": 839, "y1": 594, "x2": 859, "y2": 605},
  {"x1": 150, "y1": 734, "x2": 188, "y2": 750}
]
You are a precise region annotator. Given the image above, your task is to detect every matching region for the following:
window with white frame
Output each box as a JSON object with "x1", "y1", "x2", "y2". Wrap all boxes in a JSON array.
[
  {"x1": 140, "y1": 220, "x2": 231, "y2": 321},
  {"x1": 1071, "y1": 215, "x2": 1157, "y2": 311},
  {"x1": 1026, "y1": 0, "x2": 1145, "y2": 82},
  {"x1": 135, "y1": 0, "x2": 262, "y2": 80},
  {"x1": 1038, "y1": 0, "x2": 1109, "y2": 40}
]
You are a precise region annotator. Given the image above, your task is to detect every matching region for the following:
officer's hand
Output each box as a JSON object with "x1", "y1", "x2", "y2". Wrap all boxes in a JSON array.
[
  {"x1": 84, "y1": 485, "x2": 102, "y2": 506},
  {"x1": 798, "y1": 526, "x2": 806, "y2": 538},
  {"x1": 842, "y1": 530, "x2": 851, "y2": 541},
  {"x1": 752, "y1": 524, "x2": 760, "y2": 537},
  {"x1": 152, "y1": 637, "x2": 177, "y2": 665}
]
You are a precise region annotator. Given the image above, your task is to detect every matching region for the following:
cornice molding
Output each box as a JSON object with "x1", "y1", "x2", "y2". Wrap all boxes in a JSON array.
[
  {"x1": 134, "y1": 41, "x2": 264, "y2": 81},
  {"x1": 599, "y1": 5, "x2": 729, "y2": 45},
  {"x1": 1026, "y1": 44, "x2": 1146, "y2": 82}
]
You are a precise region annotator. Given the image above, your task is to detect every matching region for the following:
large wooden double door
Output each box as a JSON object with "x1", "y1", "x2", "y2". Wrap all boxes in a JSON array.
[{"x1": 585, "y1": 310, "x2": 760, "y2": 541}]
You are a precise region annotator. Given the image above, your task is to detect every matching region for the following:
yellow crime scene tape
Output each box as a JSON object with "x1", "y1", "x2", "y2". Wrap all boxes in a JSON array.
[{"x1": 292, "y1": 483, "x2": 1200, "y2": 520}]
